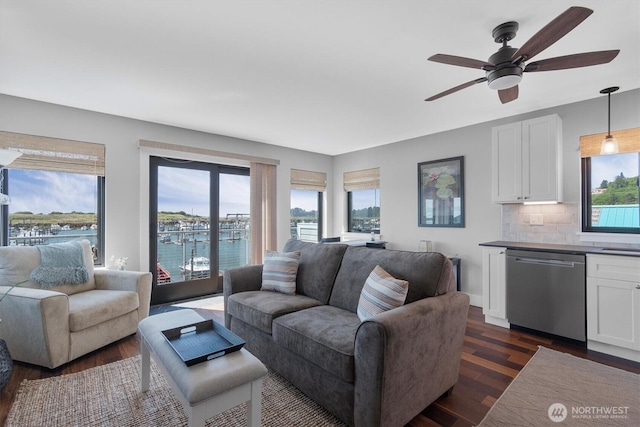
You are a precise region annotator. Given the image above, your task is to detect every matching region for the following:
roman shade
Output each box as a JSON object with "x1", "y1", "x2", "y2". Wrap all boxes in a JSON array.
[
  {"x1": 580, "y1": 127, "x2": 640, "y2": 157},
  {"x1": 290, "y1": 169, "x2": 326, "y2": 192},
  {"x1": 343, "y1": 167, "x2": 380, "y2": 191},
  {"x1": 0, "y1": 131, "x2": 105, "y2": 176}
]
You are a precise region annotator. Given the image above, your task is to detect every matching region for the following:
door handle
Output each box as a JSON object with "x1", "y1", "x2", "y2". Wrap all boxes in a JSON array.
[{"x1": 513, "y1": 257, "x2": 577, "y2": 268}]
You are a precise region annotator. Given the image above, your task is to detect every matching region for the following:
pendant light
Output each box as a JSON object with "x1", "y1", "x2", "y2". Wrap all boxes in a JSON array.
[
  {"x1": 599, "y1": 86, "x2": 619, "y2": 155},
  {"x1": 0, "y1": 149, "x2": 23, "y2": 205}
]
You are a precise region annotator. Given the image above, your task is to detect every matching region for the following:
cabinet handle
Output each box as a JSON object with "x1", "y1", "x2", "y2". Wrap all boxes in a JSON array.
[
  {"x1": 523, "y1": 196, "x2": 529, "y2": 199},
  {"x1": 499, "y1": 251, "x2": 504, "y2": 254},
  {"x1": 516, "y1": 196, "x2": 522, "y2": 200},
  {"x1": 636, "y1": 285, "x2": 640, "y2": 289}
]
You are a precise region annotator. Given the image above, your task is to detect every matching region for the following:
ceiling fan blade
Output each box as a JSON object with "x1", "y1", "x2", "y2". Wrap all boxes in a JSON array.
[
  {"x1": 512, "y1": 6, "x2": 593, "y2": 62},
  {"x1": 524, "y1": 50, "x2": 620, "y2": 72},
  {"x1": 428, "y1": 54, "x2": 494, "y2": 70},
  {"x1": 425, "y1": 77, "x2": 488, "y2": 101},
  {"x1": 498, "y1": 86, "x2": 519, "y2": 104}
]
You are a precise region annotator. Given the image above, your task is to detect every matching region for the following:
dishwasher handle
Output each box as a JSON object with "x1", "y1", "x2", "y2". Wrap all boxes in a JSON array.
[{"x1": 510, "y1": 257, "x2": 580, "y2": 268}]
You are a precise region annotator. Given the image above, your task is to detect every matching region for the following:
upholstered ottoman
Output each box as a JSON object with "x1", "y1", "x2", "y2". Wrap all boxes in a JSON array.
[{"x1": 138, "y1": 309, "x2": 268, "y2": 427}]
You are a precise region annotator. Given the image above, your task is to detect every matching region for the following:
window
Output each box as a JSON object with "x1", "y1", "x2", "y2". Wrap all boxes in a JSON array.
[
  {"x1": 581, "y1": 128, "x2": 639, "y2": 234},
  {"x1": 1, "y1": 132, "x2": 106, "y2": 263},
  {"x1": 150, "y1": 156, "x2": 249, "y2": 304},
  {"x1": 348, "y1": 188, "x2": 380, "y2": 233},
  {"x1": 344, "y1": 167, "x2": 380, "y2": 234},
  {"x1": 291, "y1": 190, "x2": 322, "y2": 242},
  {"x1": 290, "y1": 169, "x2": 325, "y2": 242}
]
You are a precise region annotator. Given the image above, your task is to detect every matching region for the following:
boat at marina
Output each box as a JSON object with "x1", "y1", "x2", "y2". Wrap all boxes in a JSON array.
[
  {"x1": 179, "y1": 256, "x2": 210, "y2": 278},
  {"x1": 156, "y1": 262, "x2": 171, "y2": 284}
]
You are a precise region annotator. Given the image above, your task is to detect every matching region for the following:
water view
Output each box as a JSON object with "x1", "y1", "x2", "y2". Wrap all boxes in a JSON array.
[{"x1": 155, "y1": 219, "x2": 250, "y2": 285}]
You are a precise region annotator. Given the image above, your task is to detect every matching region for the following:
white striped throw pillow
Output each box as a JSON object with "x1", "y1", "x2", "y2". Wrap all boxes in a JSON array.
[
  {"x1": 357, "y1": 265, "x2": 409, "y2": 321},
  {"x1": 261, "y1": 250, "x2": 301, "y2": 295}
]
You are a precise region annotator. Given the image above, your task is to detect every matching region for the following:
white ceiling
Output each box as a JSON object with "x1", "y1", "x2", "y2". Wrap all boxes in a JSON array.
[{"x1": 1, "y1": 1, "x2": 638, "y2": 155}]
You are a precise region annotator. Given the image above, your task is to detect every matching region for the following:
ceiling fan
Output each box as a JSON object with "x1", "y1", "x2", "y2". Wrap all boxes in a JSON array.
[{"x1": 425, "y1": 6, "x2": 620, "y2": 104}]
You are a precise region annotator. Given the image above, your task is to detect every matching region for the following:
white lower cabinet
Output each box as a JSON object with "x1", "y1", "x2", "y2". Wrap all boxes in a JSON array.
[
  {"x1": 586, "y1": 254, "x2": 640, "y2": 362},
  {"x1": 482, "y1": 247, "x2": 509, "y2": 328}
]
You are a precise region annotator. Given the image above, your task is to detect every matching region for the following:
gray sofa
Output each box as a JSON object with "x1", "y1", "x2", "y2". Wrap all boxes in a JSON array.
[
  {"x1": 224, "y1": 239, "x2": 470, "y2": 426},
  {"x1": 0, "y1": 240, "x2": 152, "y2": 369}
]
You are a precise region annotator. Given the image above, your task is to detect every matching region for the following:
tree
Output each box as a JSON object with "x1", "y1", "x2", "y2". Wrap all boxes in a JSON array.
[
  {"x1": 611, "y1": 172, "x2": 627, "y2": 189},
  {"x1": 599, "y1": 180, "x2": 608, "y2": 189}
]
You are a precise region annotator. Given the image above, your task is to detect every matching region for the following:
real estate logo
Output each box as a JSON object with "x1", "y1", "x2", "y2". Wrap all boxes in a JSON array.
[
  {"x1": 548, "y1": 403, "x2": 630, "y2": 422},
  {"x1": 548, "y1": 403, "x2": 568, "y2": 422}
]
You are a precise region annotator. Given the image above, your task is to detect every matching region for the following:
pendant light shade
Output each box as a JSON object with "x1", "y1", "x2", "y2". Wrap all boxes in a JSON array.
[
  {"x1": 0, "y1": 149, "x2": 22, "y2": 167},
  {"x1": 599, "y1": 87, "x2": 619, "y2": 155},
  {"x1": 0, "y1": 149, "x2": 23, "y2": 205}
]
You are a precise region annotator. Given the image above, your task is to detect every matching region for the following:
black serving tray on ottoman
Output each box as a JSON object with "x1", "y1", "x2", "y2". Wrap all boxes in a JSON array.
[{"x1": 161, "y1": 319, "x2": 245, "y2": 366}]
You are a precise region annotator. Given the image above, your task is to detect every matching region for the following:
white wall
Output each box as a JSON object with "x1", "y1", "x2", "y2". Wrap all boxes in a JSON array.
[
  {"x1": 0, "y1": 94, "x2": 334, "y2": 271},
  {"x1": 1, "y1": 89, "x2": 638, "y2": 307},
  {"x1": 332, "y1": 89, "x2": 640, "y2": 305}
]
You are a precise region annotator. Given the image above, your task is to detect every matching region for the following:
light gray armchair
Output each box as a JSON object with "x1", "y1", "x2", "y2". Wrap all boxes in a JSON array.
[{"x1": 0, "y1": 240, "x2": 152, "y2": 369}]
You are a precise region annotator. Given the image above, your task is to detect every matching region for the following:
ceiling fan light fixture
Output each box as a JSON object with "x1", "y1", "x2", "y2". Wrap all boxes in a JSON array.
[
  {"x1": 487, "y1": 74, "x2": 522, "y2": 90},
  {"x1": 486, "y1": 66, "x2": 523, "y2": 90},
  {"x1": 599, "y1": 86, "x2": 619, "y2": 155}
]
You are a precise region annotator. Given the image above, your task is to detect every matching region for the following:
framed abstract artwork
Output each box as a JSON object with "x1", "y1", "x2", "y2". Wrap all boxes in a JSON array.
[{"x1": 418, "y1": 156, "x2": 465, "y2": 227}]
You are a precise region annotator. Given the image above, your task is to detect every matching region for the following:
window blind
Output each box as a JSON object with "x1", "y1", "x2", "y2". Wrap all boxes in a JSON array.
[
  {"x1": 343, "y1": 167, "x2": 380, "y2": 191},
  {"x1": 580, "y1": 127, "x2": 640, "y2": 158},
  {"x1": 290, "y1": 169, "x2": 326, "y2": 192},
  {"x1": 0, "y1": 131, "x2": 105, "y2": 176}
]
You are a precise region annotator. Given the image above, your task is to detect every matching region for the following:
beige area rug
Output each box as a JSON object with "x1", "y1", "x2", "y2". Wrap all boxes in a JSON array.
[
  {"x1": 6, "y1": 356, "x2": 346, "y2": 427},
  {"x1": 478, "y1": 346, "x2": 640, "y2": 426}
]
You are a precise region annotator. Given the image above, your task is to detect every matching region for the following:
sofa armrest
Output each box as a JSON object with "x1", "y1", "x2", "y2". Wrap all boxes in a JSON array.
[
  {"x1": 223, "y1": 264, "x2": 263, "y2": 327},
  {"x1": 354, "y1": 291, "x2": 470, "y2": 427},
  {"x1": 0, "y1": 286, "x2": 71, "y2": 369},
  {"x1": 94, "y1": 269, "x2": 153, "y2": 321}
]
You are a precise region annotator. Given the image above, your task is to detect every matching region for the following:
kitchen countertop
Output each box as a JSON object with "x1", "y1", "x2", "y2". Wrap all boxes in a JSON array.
[{"x1": 480, "y1": 241, "x2": 640, "y2": 257}]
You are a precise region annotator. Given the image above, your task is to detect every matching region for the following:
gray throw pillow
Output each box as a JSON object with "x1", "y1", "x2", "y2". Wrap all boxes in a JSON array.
[
  {"x1": 357, "y1": 265, "x2": 409, "y2": 321},
  {"x1": 261, "y1": 250, "x2": 301, "y2": 295}
]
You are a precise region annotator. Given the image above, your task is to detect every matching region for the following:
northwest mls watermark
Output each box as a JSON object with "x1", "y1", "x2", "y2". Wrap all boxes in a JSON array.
[{"x1": 548, "y1": 403, "x2": 630, "y2": 422}]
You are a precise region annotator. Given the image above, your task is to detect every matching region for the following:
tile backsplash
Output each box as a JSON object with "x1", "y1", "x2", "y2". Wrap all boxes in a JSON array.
[
  {"x1": 501, "y1": 203, "x2": 581, "y2": 245},
  {"x1": 501, "y1": 203, "x2": 640, "y2": 249}
]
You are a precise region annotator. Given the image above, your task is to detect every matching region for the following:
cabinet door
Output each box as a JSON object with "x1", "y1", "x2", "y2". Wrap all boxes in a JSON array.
[
  {"x1": 587, "y1": 276, "x2": 640, "y2": 350},
  {"x1": 482, "y1": 247, "x2": 507, "y2": 319},
  {"x1": 491, "y1": 123, "x2": 522, "y2": 202},
  {"x1": 521, "y1": 115, "x2": 562, "y2": 202}
]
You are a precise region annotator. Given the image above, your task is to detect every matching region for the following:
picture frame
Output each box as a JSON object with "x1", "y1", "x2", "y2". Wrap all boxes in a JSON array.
[{"x1": 418, "y1": 156, "x2": 465, "y2": 227}]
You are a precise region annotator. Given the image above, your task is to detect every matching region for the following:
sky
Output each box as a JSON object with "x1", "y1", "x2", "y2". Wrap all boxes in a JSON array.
[
  {"x1": 591, "y1": 152, "x2": 638, "y2": 188},
  {"x1": 157, "y1": 166, "x2": 251, "y2": 217},
  {"x1": 7, "y1": 168, "x2": 253, "y2": 218},
  {"x1": 8, "y1": 169, "x2": 97, "y2": 213}
]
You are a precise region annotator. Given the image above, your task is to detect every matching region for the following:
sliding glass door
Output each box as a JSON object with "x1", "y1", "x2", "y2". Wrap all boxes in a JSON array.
[{"x1": 149, "y1": 156, "x2": 249, "y2": 305}]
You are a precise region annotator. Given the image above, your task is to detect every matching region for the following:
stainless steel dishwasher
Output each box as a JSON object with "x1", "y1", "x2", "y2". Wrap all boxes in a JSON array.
[{"x1": 506, "y1": 249, "x2": 586, "y2": 342}]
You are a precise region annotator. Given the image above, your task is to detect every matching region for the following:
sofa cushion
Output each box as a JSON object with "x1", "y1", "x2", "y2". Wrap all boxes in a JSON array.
[
  {"x1": 68, "y1": 289, "x2": 139, "y2": 332},
  {"x1": 273, "y1": 305, "x2": 360, "y2": 383},
  {"x1": 282, "y1": 239, "x2": 348, "y2": 304},
  {"x1": 0, "y1": 239, "x2": 96, "y2": 296},
  {"x1": 261, "y1": 250, "x2": 301, "y2": 295},
  {"x1": 357, "y1": 265, "x2": 409, "y2": 321},
  {"x1": 227, "y1": 290, "x2": 323, "y2": 335},
  {"x1": 329, "y1": 246, "x2": 453, "y2": 313}
]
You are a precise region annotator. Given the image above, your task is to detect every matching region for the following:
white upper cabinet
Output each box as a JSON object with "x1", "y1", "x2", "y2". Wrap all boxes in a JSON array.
[{"x1": 492, "y1": 114, "x2": 563, "y2": 203}]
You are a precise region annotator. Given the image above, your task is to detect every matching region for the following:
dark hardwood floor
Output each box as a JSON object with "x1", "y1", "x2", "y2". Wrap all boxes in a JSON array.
[{"x1": 1, "y1": 304, "x2": 638, "y2": 426}]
